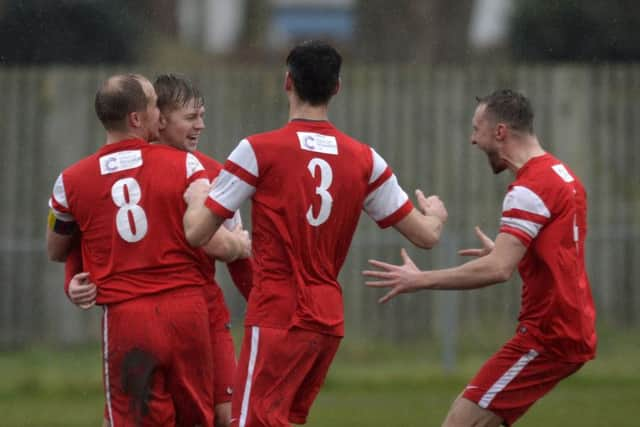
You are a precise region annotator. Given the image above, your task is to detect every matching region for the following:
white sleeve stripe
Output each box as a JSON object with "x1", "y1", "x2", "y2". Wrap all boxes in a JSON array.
[
  {"x1": 48, "y1": 199, "x2": 74, "y2": 222},
  {"x1": 186, "y1": 153, "x2": 205, "y2": 179},
  {"x1": 500, "y1": 217, "x2": 542, "y2": 238},
  {"x1": 228, "y1": 139, "x2": 258, "y2": 177},
  {"x1": 364, "y1": 175, "x2": 409, "y2": 221},
  {"x1": 52, "y1": 174, "x2": 69, "y2": 208},
  {"x1": 503, "y1": 185, "x2": 550, "y2": 218},
  {"x1": 369, "y1": 148, "x2": 389, "y2": 184},
  {"x1": 209, "y1": 170, "x2": 255, "y2": 212}
]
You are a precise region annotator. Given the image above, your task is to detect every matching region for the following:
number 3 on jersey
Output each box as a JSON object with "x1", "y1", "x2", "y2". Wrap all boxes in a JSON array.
[
  {"x1": 306, "y1": 158, "x2": 333, "y2": 226},
  {"x1": 111, "y1": 177, "x2": 148, "y2": 242}
]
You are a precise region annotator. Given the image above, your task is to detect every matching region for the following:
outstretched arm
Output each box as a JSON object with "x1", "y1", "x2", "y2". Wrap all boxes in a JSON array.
[{"x1": 363, "y1": 232, "x2": 526, "y2": 303}]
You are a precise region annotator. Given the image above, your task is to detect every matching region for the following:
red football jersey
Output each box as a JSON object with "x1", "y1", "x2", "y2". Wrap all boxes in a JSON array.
[
  {"x1": 49, "y1": 138, "x2": 209, "y2": 304},
  {"x1": 205, "y1": 120, "x2": 413, "y2": 336},
  {"x1": 499, "y1": 153, "x2": 597, "y2": 362}
]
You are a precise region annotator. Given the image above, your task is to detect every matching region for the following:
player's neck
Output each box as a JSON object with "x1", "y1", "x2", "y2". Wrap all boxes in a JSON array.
[
  {"x1": 106, "y1": 130, "x2": 146, "y2": 145},
  {"x1": 288, "y1": 100, "x2": 329, "y2": 122},
  {"x1": 505, "y1": 136, "x2": 546, "y2": 173}
]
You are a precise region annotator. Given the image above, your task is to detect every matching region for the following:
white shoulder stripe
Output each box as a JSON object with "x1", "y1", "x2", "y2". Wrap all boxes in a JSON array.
[
  {"x1": 52, "y1": 174, "x2": 69, "y2": 208},
  {"x1": 502, "y1": 185, "x2": 550, "y2": 217},
  {"x1": 369, "y1": 148, "x2": 388, "y2": 184},
  {"x1": 229, "y1": 139, "x2": 258, "y2": 177},
  {"x1": 186, "y1": 153, "x2": 205, "y2": 179},
  {"x1": 364, "y1": 174, "x2": 409, "y2": 221}
]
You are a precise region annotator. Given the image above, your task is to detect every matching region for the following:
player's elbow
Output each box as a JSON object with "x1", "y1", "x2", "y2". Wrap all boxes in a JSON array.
[
  {"x1": 185, "y1": 228, "x2": 208, "y2": 248},
  {"x1": 493, "y1": 262, "x2": 515, "y2": 283}
]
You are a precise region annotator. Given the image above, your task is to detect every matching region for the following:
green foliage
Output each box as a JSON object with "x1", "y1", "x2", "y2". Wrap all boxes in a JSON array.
[{"x1": 509, "y1": 0, "x2": 640, "y2": 62}]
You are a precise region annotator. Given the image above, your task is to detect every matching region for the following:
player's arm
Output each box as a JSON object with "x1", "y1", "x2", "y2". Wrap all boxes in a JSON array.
[
  {"x1": 183, "y1": 179, "x2": 226, "y2": 247},
  {"x1": 185, "y1": 139, "x2": 257, "y2": 248},
  {"x1": 46, "y1": 209, "x2": 76, "y2": 262},
  {"x1": 227, "y1": 257, "x2": 253, "y2": 300},
  {"x1": 363, "y1": 232, "x2": 526, "y2": 303},
  {"x1": 393, "y1": 190, "x2": 447, "y2": 249},
  {"x1": 64, "y1": 236, "x2": 83, "y2": 297},
  {"x1": 202, "y1": 223, "x2": 251, "y2": 263}
]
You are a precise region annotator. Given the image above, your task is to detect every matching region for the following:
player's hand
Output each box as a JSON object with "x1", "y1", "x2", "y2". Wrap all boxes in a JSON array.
[
  {"x1": 231, "y1": 224, "x2": 252, "y2": 260},
  {"x1": 68, "y1": 271, "x2": 97, "y2": 310},
  {"x1": 416, "y1": 190, "x2": 448, "y2": 224},
  {"x1": 458, "y1": 226, "x2": 495, "y2": 257},
  {"x1": 363, "y1": 248, "x2": 423, "y2": 304},
  {"x1": 184, "y1": 178, "x2": 211, "y2": 205}
]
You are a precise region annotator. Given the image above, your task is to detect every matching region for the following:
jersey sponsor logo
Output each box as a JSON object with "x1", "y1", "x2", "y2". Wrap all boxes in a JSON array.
[
  {"x1": 551, "y1": 164, "x2": 574, "y2": 182},
  {"x1": 99, "y1": 150, "x2": 143, "y2": 175},
  {"x1": 297, "y1": 132, "x2": 338, "y2": 155}
]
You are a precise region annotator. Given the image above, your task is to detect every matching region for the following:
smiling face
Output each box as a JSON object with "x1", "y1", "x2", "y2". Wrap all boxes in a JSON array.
[
  {"x1": 470, "y1": 103, "x2": 507, "y2": 174},
  {"x1": 159, "y1": 99, "x2": 205, "y2": 153}
]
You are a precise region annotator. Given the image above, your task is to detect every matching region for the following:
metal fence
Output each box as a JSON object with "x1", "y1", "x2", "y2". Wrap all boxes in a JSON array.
[{"x1": 1, "y1": 64, "x2": 639, "y2": 348}]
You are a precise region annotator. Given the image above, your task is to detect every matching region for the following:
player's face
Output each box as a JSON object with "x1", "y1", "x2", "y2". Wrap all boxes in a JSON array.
[
  {"x1": 140, "y1": 80, "x2": 161, "y2": 142},
  {"x1": 470, "y1": 104, "x2": 507, "y2": 174},
  {"x1": 159, "y1": 100, "x2": 205, "y2": 153}
]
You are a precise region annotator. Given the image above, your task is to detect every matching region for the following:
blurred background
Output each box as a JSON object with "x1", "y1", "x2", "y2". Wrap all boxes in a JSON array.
[{"x1": 1, "y1": 0, "x2": 639, "y2": 426}]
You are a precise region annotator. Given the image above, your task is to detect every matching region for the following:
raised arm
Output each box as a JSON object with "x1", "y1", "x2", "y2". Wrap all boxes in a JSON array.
[{"x1": 393, "y1": 190, "x2": 447, "y2": 249}]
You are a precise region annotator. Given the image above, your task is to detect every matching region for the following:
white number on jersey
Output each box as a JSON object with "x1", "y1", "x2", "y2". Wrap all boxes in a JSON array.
[
  {"x1": 306, "y1": 158, "x2": 333, "y2": 226},
  {"x1": 111, "y1": 177, "x2": 148, "y2": 242}
]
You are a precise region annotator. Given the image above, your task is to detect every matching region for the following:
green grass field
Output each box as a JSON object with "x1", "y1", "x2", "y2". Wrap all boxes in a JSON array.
[{"x1": 1, "y1": 331, "x2": 638, "y2": 426}]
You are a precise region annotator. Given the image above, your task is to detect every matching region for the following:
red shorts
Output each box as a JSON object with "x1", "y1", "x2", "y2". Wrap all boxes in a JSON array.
[
  {"x1": 101, "y1": 287, "x2": 214, "y2": 427},
  {"x1": 462, "y1": 333, "x2": 584, "y2": 426},
  {"x1": 231, "y1": 326, "x2": 341, "y2": 427},
  {"x1": 207, "y1": 289, "x2": 236, "y2": 405}
]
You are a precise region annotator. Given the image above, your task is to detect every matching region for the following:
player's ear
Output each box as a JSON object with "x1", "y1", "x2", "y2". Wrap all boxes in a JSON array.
[
  {"x1": 158, "y1": 112, "x2": 167, "y2": 130},
  {"x1": 284, "y1": 71, "x2": 293, "y2": 92},
  {"x1": 332, "y1": 77, "x2": 341, "y2": 96},
  {"x1": 128, "y1": 111, "x2": 142, "y2": 129},
  {"x1": 495, "y1": 123, "x2": 508, "y2": 141}
]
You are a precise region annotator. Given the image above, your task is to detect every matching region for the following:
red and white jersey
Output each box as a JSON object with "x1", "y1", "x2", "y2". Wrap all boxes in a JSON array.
[
  {"x1": 205, "y1": 120, "x2": 413, "y2": 336},
  {"x1": 49, "y1": 138, "x2": 209, "y2": 304},
  {"x1": 499, "y1": 153, "x2": 597, "y2": 362}
]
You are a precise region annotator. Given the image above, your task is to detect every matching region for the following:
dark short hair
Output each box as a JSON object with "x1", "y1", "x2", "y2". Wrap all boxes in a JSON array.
[
  {"x1": 286, "y1": 40, "x2": 342, "y2": 106},
  {"x1": 154, "y1": 73, "x2": 204, "y2": 113},
  {"x1": 476, "y1": 89, "x2": 534, "y2": 133},
  {"x1": 94, "y1": 73, "x2": 148, "y2": 131}
]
